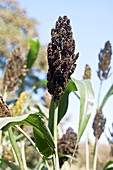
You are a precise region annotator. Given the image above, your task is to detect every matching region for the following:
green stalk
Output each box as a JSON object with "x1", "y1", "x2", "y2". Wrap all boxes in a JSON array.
[
  {"x1": 15, "y1": 125, "x2": 50, "y2": 170},
  {"x1": 21, "y1": 141, "x2": 27, "y2": 170},
  {"x1": 97, "y1": 80, "x2": 103, "y2": 107},
  {"x1": 86, "y1": 135, "x2": 89, "y2": 170},
  {"x1": 93, "y1": 138, "x2": 98, "y2": 170},
  {"x1": 8, "y1": 127, "x2": 23, "y2": 170},
  {"x1": 0, "y1": 130, "x2": 2, "y2": 160},
  {"x1": 54, "y1": 104, "x2": 60, "y2": 170},
  {"x1": 93, "y1": 80, "x2": 103, "y2": 170},
  {"x1": 18, "y1": 77, "x2": 25, "y2": 97}
]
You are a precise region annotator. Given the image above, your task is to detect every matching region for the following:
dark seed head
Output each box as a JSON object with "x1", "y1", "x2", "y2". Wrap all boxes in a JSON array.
[{"x1": 47, "y1": 16, "x2": 79, "y2": 101}]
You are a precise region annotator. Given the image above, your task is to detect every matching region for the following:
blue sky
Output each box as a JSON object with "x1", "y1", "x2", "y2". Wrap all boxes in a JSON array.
[{"x1": 15, "y1": 0, "x2": 113, "y2": 143}]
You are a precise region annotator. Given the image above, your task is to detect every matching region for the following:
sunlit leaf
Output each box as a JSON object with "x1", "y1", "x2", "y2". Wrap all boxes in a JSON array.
[
  {"x1": 0, "y1": 113, "x2": 55, "y2": 158},
  {"x1": 71, "y1": 78, "x2": 95, "y2": 143},
  {"x1": 100, "y1": 84, "x2": 113, "y2": 108},
  {"x1": 27, "y1": 39, "x2": 40, "y2": 69}
]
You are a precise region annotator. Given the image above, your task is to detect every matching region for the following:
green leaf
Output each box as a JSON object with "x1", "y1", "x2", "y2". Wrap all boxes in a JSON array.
[
  {"x1": 34, "y1": 104, "x2": 48, "y2": 119},
  {"x1": 71, "y1": 79, "x2": 95, "y2": 143},
  {"x1": 100, "y1": 84, "x2": 113, "y2": 108},
  {"x1": 0, "y1": 113, "x2": 55, "y2": 158},
  {"x1": 58, "y1": 91, "x2": 70, "y2": 123},
  {"x1": 48, "y1": 80, "x2": 77, "y2": 135},
  {"x1": 27, "y1": 39, "x2": 40, "y2": 69},
  {"x1": 33, "y1": 80, "x2": 47, "y2": 91},
  {"x1": 58, "y1": 79, "x2": 77, "y2": 123},
  {"x1": 0, "y1": 159, "x2": 20, "y2": 170},
  {"x1": 33, "y1": 128, "x2": 53, "y2": 158},
  {"x1": 102, "y1": 160, "x2": 113, "y2": 170},
  {"x1": 58, "y1": 152, "x2": 76, "y2": 161},
  {"x1": 48, "y1": 97, "x2": 57, "y2": 135}
]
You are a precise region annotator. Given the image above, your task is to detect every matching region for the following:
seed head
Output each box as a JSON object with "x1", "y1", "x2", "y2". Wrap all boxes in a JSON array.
[
  {"x1": 11, "y1": 91, "x2": 28, "y2": 116},
  {"x1": 3, "y1": 47, "x2": 28, "y2": 91},
  {"x1": 57, "y1": 127, "x2": 78, "y2": 168},
  {"x1": 0, "y1": 95, "x2": 11, "y2": 117},
  {"x1": 92, "y1": 108, "x2": 106, "y2": 139},
  {"x1": 83, "y1": 64, "x2": 91, "y2": 80},
  {"x1": 97, "y1": 41, "x2": 112, "y2": 80},
  {"x1": 47, "y1": 16, "x2": 79, "y2": 101}
]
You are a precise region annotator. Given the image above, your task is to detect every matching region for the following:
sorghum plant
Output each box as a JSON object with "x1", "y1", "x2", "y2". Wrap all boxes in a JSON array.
[
  {"x1": 92, "y1": 41, "x2": 113, "y2": 170},
  {"x1": 0, "y1": 16, "x2": 94, "y2": 170}
]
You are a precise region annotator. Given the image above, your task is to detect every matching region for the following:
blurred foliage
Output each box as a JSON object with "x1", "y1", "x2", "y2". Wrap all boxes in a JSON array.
[
  {"x1": 34, "y1": 46, "x2": 48, "y2": 71},
  {"x1": 0, "y1": 0, "x2": 38, "y2": 59}
]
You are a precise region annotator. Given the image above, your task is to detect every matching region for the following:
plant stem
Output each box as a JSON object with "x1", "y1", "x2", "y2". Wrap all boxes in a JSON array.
[
  {"x1": 21, "y1": 141, "x2": 27, "y2": 170},
  {"x1": 86, "y1": 136, "x2": 89, "y2": 170},
  {"x1": 18, "y1": 77, "x2": 25, "y2": 97},
  {"x1": 54, "y1": 105, "x2": 59, "y2": 170},
  {"x1": 93, "y1": 138, "x2": 98, "y2": 170},
  {"x1": 8, "y1": 127, "x2": 24, "y2": 170},
  {"x1": 0, "y1": 130, "x2": 2, "y2": 160},
  {"x1": 97, "y1": 80, "x2": 103, "y2": 107},
  {"x1": 93, "y1": 80, "x2": 103, "y2": 170}
]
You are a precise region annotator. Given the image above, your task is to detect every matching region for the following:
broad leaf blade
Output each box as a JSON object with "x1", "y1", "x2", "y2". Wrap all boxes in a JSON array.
[
  {"x1": 77, "y1": 114, "x2": 91, "y2": 142},
  {"x1": 58, "y1": 91, "x2": 70, "y2": 124},
  {"x1": 48, "y1": 97, "x2": 56, "y2": 135},
  {"x1": 72, "y1": 78, "x2": 94, "y2": 143},
  {"x1": 27, "y1": 39, "x2": 40, "y2": 69},
  {"x1": 100, "y1": 84, "x2": 113, "y2": 108},
  {"x1": 0, "y1": 113, "x2": 55, "y2": 158},
  {"x1": 0, "y1": 114, "x2": 29, "y2": 130},
  {"x1": 58, "y1": 79, "x2": 77, "y2": 124},
  {"x1": 33, "y1": 128, "x2": 53, "y2": 158}
]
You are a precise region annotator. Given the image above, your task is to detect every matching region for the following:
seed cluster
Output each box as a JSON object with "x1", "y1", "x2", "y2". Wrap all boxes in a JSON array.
[
  {"x1": 3, "y1": 47, "x2": 28, "y2": 91},
  {"x1": 3, "y1": 145, "x2": 14, "y2": 162},
  {"x1": 0, "y1": 95, "x2": 11, "y2": 117},
  {"x1": 97, "y1": 41, "x2": 112, "y2": 80},
  {"x1": 57, "y1": 127, "x2": 78, "y2": 168},
  {"x1": 92, "y1": 108, "x2": 106, "y2": 139},
  {"x1": 47, "y1": 16, "x2": 79, "y2": 100},
  {"x1": 83, "y1": 64, "x2": 91, "y2": 80},
  {"x1": 11, "y1": 91, "x2": 28, "y2": 116}
]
